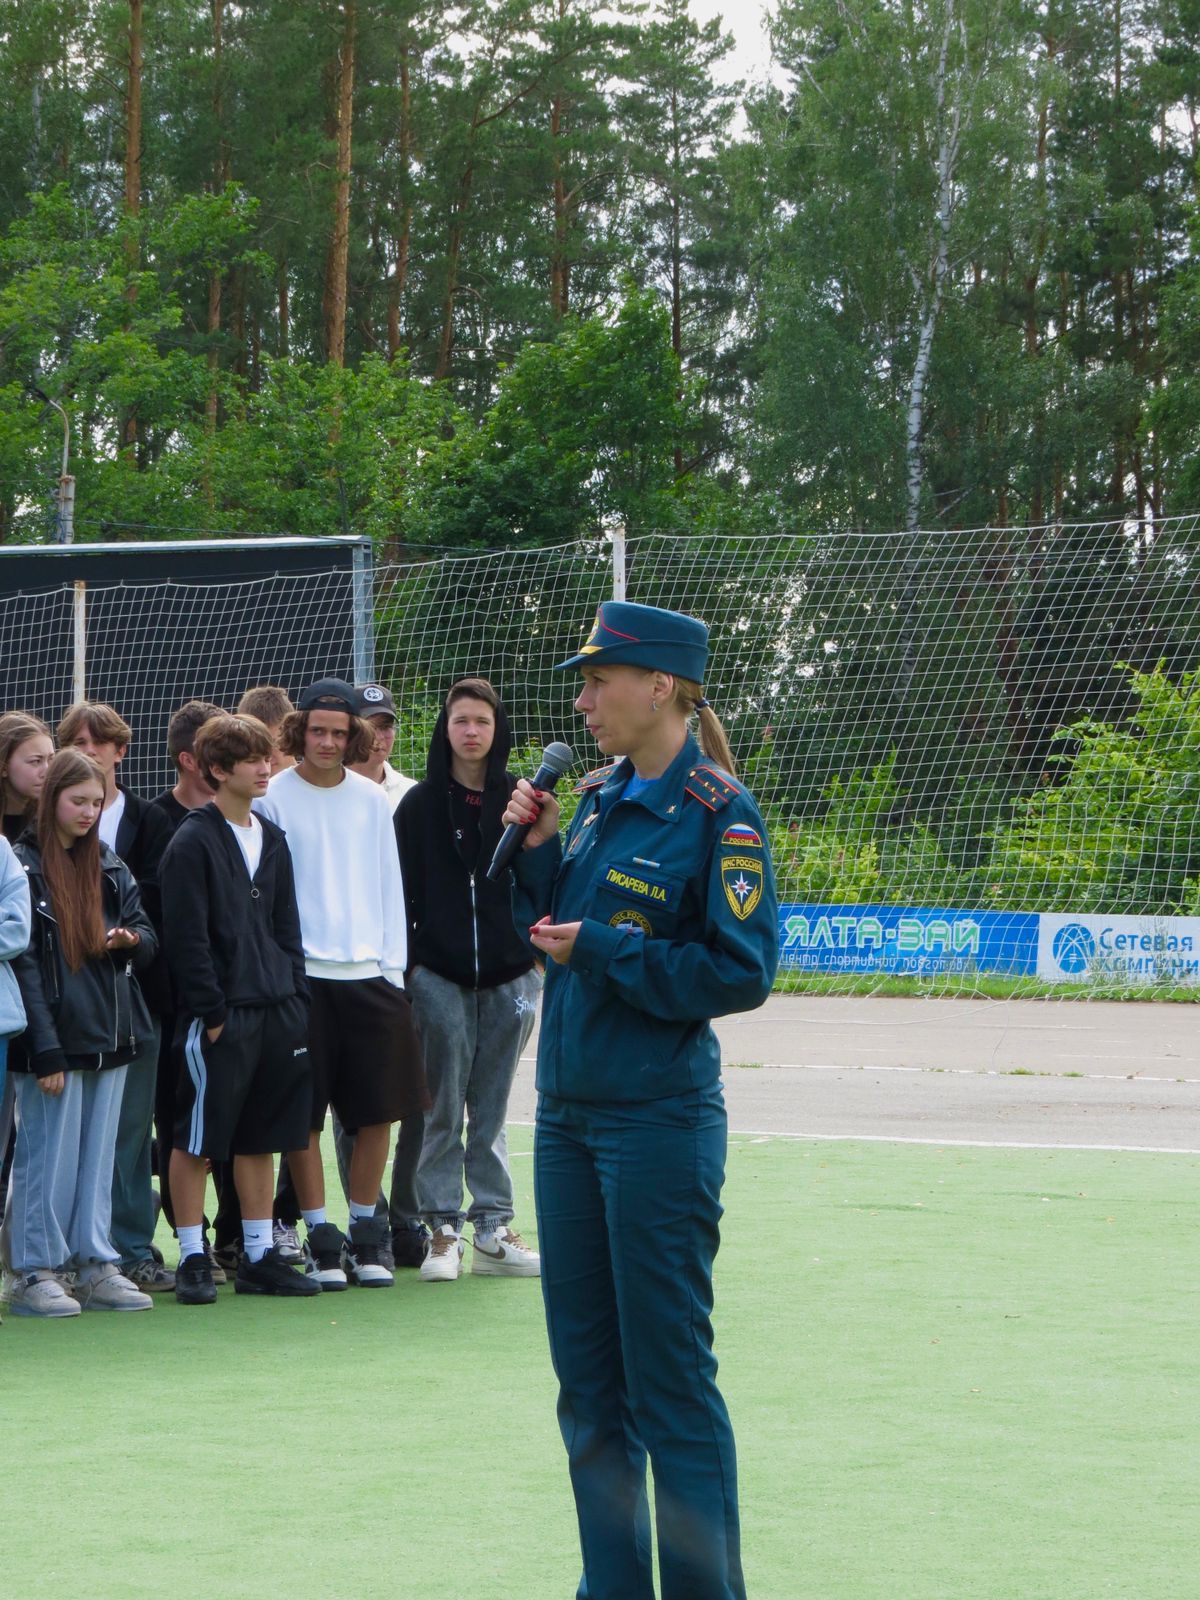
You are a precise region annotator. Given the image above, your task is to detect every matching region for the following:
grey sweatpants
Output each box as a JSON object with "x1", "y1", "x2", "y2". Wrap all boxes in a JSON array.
[
  {"x1": 411, "y1": 965, "x2": 540, "y2": 1234},
  {"x1": 8, "y1": 1065, "x2": 127, "y2": 1272}
]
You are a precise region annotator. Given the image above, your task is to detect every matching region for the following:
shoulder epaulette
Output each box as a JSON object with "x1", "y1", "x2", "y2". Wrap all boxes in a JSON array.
[
  {"x1": 575, "y1": 761, "x2": 621, "y2": 795},
  {"x1": 683, "y1": 763, "x2": 743, "y2": 812}
]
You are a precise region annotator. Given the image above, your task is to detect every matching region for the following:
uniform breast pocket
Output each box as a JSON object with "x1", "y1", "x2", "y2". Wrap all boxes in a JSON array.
[{"x1": 589, "y1": 860, "x2": 688, "y2": 940}]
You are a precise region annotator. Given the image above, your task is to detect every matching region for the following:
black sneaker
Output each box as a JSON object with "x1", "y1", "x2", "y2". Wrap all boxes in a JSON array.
[
  {"x1": 175, "y1": 1252, "x2": 218, "y2": 1306},
  {"x1": 212, "y1": 1242, "x2": 241, "y2": 1278},
  {"x1": 303, "y1": 1222, "x2": 348, "y2": 1291},
  {"x1": 347, "y1": 1216, "x2": 394, "y2": 1288},
  {"x1": 235, "y1": 1247, "x2": 322, "y2": 1297},
  {"x1": 391, "y1": 1225, "x2": 431, "y2": 1269}
]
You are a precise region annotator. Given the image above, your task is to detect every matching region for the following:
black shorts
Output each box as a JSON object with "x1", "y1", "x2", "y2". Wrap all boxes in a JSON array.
[
  {"x1": 307, "y1": 975, "x2": 429, "y2": 1133},
  {"x1": 174, "y1": 997, "x2": 311, "y2": 1161}
]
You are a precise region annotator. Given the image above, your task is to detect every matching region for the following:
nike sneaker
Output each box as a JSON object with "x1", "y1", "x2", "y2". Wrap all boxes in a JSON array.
[
  {"x1": 471, "y1": 1226, "x2": 540, "y2": 1277},
  {"x1": 419, "y1": 1224, "x2": 463, "y2": 1282},
  {"x1": 236, "y1": 1246, "x2": 322, "y2": 1297}
]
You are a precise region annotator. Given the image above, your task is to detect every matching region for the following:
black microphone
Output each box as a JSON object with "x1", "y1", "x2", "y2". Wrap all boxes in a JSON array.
[{"x1": 487, "y1": 741, "x2": 575, "y2": 881}]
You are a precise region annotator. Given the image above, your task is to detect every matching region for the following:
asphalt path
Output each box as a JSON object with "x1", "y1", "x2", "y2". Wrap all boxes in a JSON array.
[{"x1": 511, "y1": 995, "x2": 1200, "y2": 1153}]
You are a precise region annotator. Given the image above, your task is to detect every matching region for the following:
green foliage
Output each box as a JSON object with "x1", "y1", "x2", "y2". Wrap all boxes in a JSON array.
[
  {"x1": 981, "y1": 665, "x2": 1200, "y2": 914},
  {"x1": 755, "y1": 666, "x2": 1200, "y2": 917},
  {"x1": 404, "y1": 286, "x2": 705, "y2": 547},
  {"x1": 761, "y1": 753, "x2": 972, "y2": 905},
  {"x1": 1146, "y1": 180, "x2": 1200, "y2": 509},
  {"x1": 3, "y1": 0, "x2": 1199, "y2": 541}
]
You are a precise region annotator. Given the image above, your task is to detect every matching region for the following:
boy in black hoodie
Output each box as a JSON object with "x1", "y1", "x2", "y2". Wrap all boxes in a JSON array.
[
  {"x1": 159, "y1": 713, "x2": 318, "y2": 1303},
  {"x1": 396, "y1": 678, "x2": 541, "y2": 1281}
]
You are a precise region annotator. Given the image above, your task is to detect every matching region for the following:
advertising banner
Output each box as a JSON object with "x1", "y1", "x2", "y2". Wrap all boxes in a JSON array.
[
  {"x1": 1036, "y1": 913, "x2": 1200, "y2": 985},
  {"x1": 778, "y1": 904, "x2": 1039, "y2": 976}
]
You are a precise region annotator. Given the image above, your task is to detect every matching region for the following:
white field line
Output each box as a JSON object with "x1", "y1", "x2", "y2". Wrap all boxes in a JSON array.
[
  {"x1": 505, "y1": 1119, "x2": 1200, "y2": 1156},
  {"x1": 519, "y1": 1055, "x2": 1199, "y2": 1084}
]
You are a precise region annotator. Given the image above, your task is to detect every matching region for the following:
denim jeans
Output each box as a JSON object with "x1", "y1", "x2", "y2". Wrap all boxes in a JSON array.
[{"x1": 412, "y1": 965, "x2": 539, "y2": 1234}]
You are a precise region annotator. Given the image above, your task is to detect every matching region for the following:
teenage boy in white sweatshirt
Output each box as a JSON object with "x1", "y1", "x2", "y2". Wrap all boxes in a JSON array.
[{"x1": 254, "y1": 678, "x2": 428, "y2": 1289}]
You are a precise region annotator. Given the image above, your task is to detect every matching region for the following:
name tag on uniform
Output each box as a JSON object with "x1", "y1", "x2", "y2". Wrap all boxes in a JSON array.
[{"x1": 603, "y1": 865, "x2": 676, "y2": 907}]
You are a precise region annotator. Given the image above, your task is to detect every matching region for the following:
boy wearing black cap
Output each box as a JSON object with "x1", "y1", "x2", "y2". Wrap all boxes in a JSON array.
[
  {"x1": 345, "y1": 684, "x2": 424, "y2": 1264},
  {"x1": 254, "y1": 679, "x2": 428, "y2": 1290},
  {"x1": 348, "y1": 684, "x2": 417, "y2": 814}
]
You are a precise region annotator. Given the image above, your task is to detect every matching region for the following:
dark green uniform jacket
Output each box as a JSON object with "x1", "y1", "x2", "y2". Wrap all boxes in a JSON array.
[{"x1": 512, "y1": 733, "x2": 778, "y2": 1103}]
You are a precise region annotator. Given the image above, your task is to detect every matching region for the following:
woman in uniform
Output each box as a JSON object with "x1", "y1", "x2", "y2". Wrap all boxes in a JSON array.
[{"x1": 503, "y1": 601, "x2": 778, "y2": 1600}]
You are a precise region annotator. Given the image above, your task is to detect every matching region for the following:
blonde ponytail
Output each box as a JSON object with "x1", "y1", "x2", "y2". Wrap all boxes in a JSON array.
[{"x1": 672, "y1": 677, "x2": 737, "y2": 777}]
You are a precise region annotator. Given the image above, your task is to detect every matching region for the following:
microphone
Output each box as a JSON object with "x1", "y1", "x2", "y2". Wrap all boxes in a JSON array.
[{"x1": 487, "y1": 741, "x2": 575, "y2": 881}]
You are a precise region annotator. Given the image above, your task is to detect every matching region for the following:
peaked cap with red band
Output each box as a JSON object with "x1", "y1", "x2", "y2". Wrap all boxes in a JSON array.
[{"x1": 554, "y1": 601, "x2": 709, "y2": 681}]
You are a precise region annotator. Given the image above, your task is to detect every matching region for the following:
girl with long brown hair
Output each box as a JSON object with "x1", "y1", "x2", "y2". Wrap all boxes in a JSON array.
[{"x1": 2, "y1": 750, "x2": 158, "y2": 1317}]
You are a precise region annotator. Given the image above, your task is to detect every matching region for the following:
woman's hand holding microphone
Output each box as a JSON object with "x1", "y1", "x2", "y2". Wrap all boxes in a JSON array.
[
  {"x1": 502, "y1": 778, "x2": 561, "y2": 848},
  {"x1": 503, "y1": 781, "x2": 580, "y2": 964}
]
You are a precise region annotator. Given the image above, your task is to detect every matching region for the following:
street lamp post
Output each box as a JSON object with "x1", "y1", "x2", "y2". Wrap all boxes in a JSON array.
[{"x1": 32, "y1": 388, "x2": 75, "y2": 543}]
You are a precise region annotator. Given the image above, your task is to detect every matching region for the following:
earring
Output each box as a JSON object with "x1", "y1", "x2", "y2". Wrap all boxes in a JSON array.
[{"x1": 651, "y1": 699, "x2": 659, "y2": 713}]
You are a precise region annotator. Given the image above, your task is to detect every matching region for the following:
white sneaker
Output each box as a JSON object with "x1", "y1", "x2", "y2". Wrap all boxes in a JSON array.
[
  {"x1": 72, "y1": 1262, "x2": 154, "y2": 1312},
  {"x1": 8, "y1": 1269, "x2": 82, "y2": 1317},
  {"x1": 419, "y1": 1224, "x2": 463, "y2": 1282},
  {"x1": 471, "y1": 1226, "x2": 540, "y2": 1277}
]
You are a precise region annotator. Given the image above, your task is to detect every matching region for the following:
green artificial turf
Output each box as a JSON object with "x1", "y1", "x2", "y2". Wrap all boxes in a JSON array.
[{"x1": 2, "y1": 1132, "x2": 1195, "y2": 1600}]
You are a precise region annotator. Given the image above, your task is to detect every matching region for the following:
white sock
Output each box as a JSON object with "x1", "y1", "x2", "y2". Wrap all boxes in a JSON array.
[
  {"x1": 242, "y1": 1219, "x2": 272, "y2": 1263},
  {"x1": 178, "y1": 1225, "x2": 205, "y2": 1263},
  {"x1": 348, "y1": 1199, "x2": 375, "y2": 1226},
  {"x1": 301, "y1": 1208, "x2": 327, "y2": 1231}
]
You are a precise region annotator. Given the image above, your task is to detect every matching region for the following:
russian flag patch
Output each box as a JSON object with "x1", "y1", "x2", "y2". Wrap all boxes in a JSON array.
[{"x1": 721, "y1": 823, "x2": 762, "y2": 849}]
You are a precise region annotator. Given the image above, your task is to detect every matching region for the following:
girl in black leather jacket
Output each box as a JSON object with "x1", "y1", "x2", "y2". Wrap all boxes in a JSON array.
[{"x1": 4, "y1": 750, "x2": 157, "y2": 1318}]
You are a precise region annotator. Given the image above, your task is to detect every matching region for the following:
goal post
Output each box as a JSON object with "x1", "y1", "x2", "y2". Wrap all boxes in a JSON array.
[{"x1": 0, "y1": 536, "x2": 372, "y2": 796}]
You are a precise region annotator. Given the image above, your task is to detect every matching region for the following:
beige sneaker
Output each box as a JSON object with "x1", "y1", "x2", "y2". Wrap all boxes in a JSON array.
[
  {"x1": 72, "y1": 1262, "x2": 153, "y2": 1312},
  {"x1": 8, "y1": 1269, "x2": 82, "y2": 1318},
  {"x1": 419, "y1": 1225, "x2": 463, "y2": 1282}
]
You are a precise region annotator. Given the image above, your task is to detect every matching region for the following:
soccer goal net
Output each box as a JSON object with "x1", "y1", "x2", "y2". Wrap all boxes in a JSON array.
[{"x1": 2, "y1": 516, "x2": 1198, "y2": 994}]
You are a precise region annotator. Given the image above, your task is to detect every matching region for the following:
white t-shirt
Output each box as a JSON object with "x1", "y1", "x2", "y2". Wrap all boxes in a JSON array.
[
  {"x1": 226, "y1": 812, "x2": 263, "y2": 880},
  {"x1": 254, "y1": 766, "x2": 407, "y2": 984},
  {"x1": 98, "y1": 789, "x2": 126, "y2": 852},
  {"x1": 380, "y1": 763, "x2": 418, "y2": 815}
]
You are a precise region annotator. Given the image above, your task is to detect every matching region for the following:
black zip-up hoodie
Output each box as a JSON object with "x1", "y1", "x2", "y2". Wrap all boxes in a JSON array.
[
  {"x1": 10, "y1": 838, "x2": 157, "y2": 1078},
  {"x1": 396, "y1": 701, "x2": 533, "y2": 990},
  {"x1": 159, "y1": 801, "x2": 309, "y2": 1029}
]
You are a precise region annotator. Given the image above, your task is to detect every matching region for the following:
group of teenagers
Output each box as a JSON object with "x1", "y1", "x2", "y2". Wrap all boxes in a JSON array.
[
  {"x1": 2, "y1": 597, "x2": 782, "y2": 1600},
  {"x1": 0, "y1": 672, "x2": 542, "y2": 1315}
]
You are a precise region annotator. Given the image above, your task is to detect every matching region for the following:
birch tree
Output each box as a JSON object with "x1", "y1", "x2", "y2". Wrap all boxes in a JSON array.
[{"x1": 757, "y1": 0, "x2": 1026, "y2": 530}]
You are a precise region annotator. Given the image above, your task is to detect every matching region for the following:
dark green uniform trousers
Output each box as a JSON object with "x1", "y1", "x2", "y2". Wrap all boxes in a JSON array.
[{"x1": 535, "y1": 1086, "x2": 746, "y2": 1600}]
